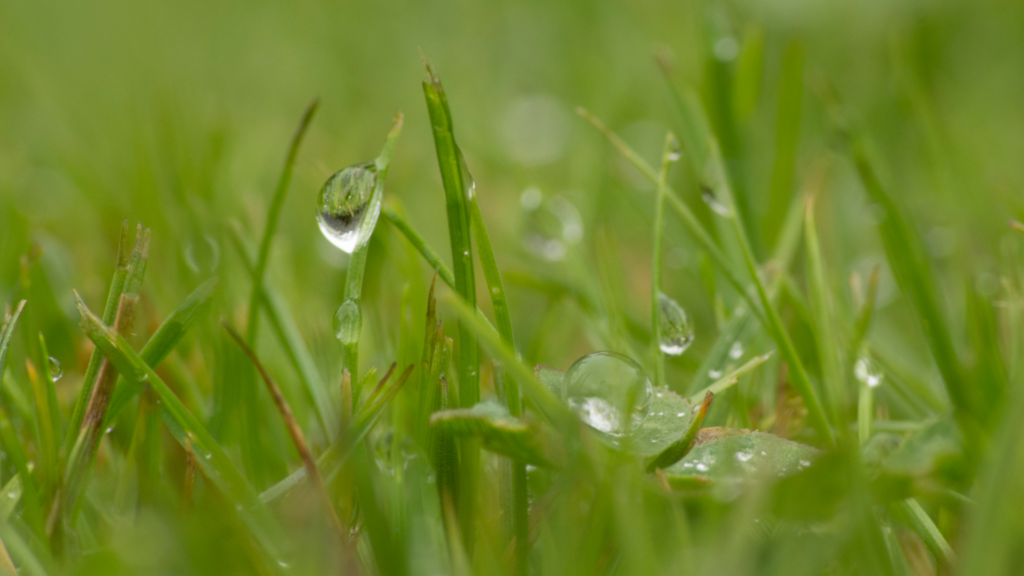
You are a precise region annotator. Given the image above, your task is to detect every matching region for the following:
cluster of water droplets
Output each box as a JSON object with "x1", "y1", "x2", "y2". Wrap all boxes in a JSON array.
[
  {"x1": 316, "y1": 162, "x2": 378, "y2": 254},
  {"x1": 657, "y1": 293, "x2": 695, "y2": 356},
  {"x1": 519, "y1": 188, "x2": 583, "y2": 261},
  {"x1": 854, "y1": 353, "x2": 883, "y2": 388},
  {"x1": 563, "y1": 352, "x2": 652, "y2": 437}
]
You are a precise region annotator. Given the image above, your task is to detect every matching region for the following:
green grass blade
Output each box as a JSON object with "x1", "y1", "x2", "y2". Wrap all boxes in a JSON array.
[
  {"x1": 0, "y1": 301, "x2": 27, "y2": 380},
  {"x1": 244, "y1": 99, "x2": 319, "y2": 344},
  {"x1": 33, "y1": 335, "x2": 61, "y2": 496},
  {"x1": 896, "y1": 498, "x2": 955, "y2": 567},
  {"x1": 706, "y1": 140, "x2": 834, "y2": 446},
  {"x1": 76, "y1": 296, "x2": 289, "y2": 566},
  {"x1": 804, "y1": 193, "x2": 846, "y2": 426},
  {"x1": 383, "y1": 203, "x2": 456, "y2": 288},
  {"x1": 577, "y1": 108, "x2": 767, "y2": 329},
  {"x1": 103, "y1": 276, "x2": 220, "y2": 427},
  {"x1": 64, "y1": 220, "x2": 129, "y2": 451},
  {"x1": 650, "y1": 132, "x2": 677, "y2": 388},
  {"x1": 342, "y1": 112, "x2": 404, "y2": 404},
  {"x1": 852, "y1": 142, "x2": 970, "y2": 422}
]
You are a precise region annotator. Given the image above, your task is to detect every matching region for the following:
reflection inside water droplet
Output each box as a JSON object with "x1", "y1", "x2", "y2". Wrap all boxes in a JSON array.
[
  {"x1": 658, "y1": 294, "x2": 694, "y2": 356},
  {"x1": 728, "y1": 341, "x2": 743, "y2": 360},
  {"x1": 317, "y1": 162, "x2": 378, "y2": 254},
  {"x1": 48, "y1": 357, "x2": 62, "y2": 382},
  {"x1": 563, "y1": 351, "x2": 652, "y2": 437},
  {"x1": 521, "y1": 191, "x2": 582, "y2": 262},
  {"x1": 708, "y1": 369, "x2": 723, "y2": 379},
  {"x1": 854, "y1": 354, "x2": 883, "y2": 388},
  {"x1": 183, "y1": 234, "x2": 221, "y2": 275}
]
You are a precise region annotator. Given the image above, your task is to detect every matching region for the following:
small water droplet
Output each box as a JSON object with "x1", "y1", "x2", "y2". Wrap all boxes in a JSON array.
[
  {"x1": 658, "y1": 294, "x2": 694, "y2": 356},
  {"x1": 47, "y1": 357, "x2": 62, "y2": 382},
  {"x1": 713, "y1": 36, "x2": 739, "y2": 61},
  {"x1": 277, "y1": 560, "x2": 291, "y2": 569},
  {"x1": 854, "y1": 354, "x2": 883, "y2": 388},
  {"x1": 521, "y1": 192, "x2": 582, "y2": 261},
  {"x1": 564, "y1": 351, "x2": 652, "y2": 437},
  {"x1": 183, "y1": 234, "x2": 221, "y2": 275},
  {"x1": 204, "y1": 453, "x2": 212, "y2": 460},
  {"x1": 668, "y1": 136, "x2": 682, "y2": 162},
  {"x1": 701, "y1": 188, "x2": 731, "y2": 217},
  {"x1": 317, "y1": 162, "x2": 379, "y2": 254},
  {"x1": 799, "y1": 459, "x2": 811, "y2": 468},
  {"x1": 333, "y1": 300, "x2": 362, "y2": 344},
  {"x1": 695, "y1": 462, "x2": 709, "y2": 472},
  {"x1": 676, "y1": 412, "x2": 685, "y2": 417},
  {"x1": 708, "y1": 368, "x2": 723, "y2": 379},
  {"x1": 728, "y1": 341, "x2": 743, "y2": 360},
  {"x1": 7, "y1": 492, "x2": 16, "y2": 499},
  {"x1": 105, "y1": 426, "x2": 115, "y2": 435},
  {"x1": 736, "y1": 451, "x2": 753, "y2": 462}
]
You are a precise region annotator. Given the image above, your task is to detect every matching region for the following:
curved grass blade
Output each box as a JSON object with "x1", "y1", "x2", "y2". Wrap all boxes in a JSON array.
[
  {"x1": 103, "y1": 276, "x2": 219, "y2": 427},
  {"x1": 76, "y1": 296, "x2": 289, "y2": 568},
  {"x1": 64, "y1": 220, "x2": 129, "y2": 451},
  {"x1": 383, "y1": 203, "x2": 456, "y2": 288},
  {"x1": 0, "y1": 301, "x2": 27, "y2": 379},
  {"x1": 647, "y1": 391, "x2": 713, "y2": 472},
  {"x1": 342, "y1": 112, "x2": 404, "y2": 403}
]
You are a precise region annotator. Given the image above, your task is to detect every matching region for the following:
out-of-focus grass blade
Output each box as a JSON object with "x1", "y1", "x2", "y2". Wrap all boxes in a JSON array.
[
  {"x1": 764, "y1": 40, "x2": 805, "y2": 247},
  {"x1": 687, "y1": 353, "x2": 773, "y2": 404},
  {"x1": 707, "y1": 140, "x2": 835, "y2": 446},
  {"x1": 578, "y1": 108, "x2": 766, "y2": 329},
  {"x1": 65, "y1": 220, "x2": 129, "y2": 451},
  {"x1": 0, "y1": 521, "x2": 50, "y2": 576},
  {"x1": 895, "y1": 499, "x2": 955, "y2": 568},
  {"x1": 76, "y1": 296, "x2": 289, "y2": 568},
  {"x1": 804, "y1": 193, "x2": 845, "y2": 425},
  {"x1": 384, "y1": 203, "x2": 456, "y2": 289},
  {"x1": 0, "y1": 301, "x2": 27, "y2": 379},
  {"x1": 103, "y1": 277, "x2": 219, "y2": 427},
  {"x1": 0, "y1": 474, "x2": 22, "y2": 520},
  {"x1": 852, "y1": 142, "x2": 971, "y2": 424},
  {"x1": 650, "y1": 132, "x2": 677, "y2": 387},
  {"x1": 0, "y1": 410, "x2": 45, "y2": 541},
  {"x1": 26, "y1": 356, "x2": 59, "y2": 498},
  {"x1": 227, "y1": 226, "x2": 337, "y2": 439}
]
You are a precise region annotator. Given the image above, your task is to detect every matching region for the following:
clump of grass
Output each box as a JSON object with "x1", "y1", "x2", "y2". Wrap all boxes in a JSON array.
[{"x1": 1, "y1": 25, "x2": 1022, "y2": 576}]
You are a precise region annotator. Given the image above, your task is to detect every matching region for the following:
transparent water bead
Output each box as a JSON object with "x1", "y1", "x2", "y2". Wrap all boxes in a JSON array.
[
  {"x1": 563, "y1": 351, "x2": 652, "y2": 437},
  {"x1": 317, "y1": 162, "x2": 378, "y2": 254},
  {"x1": 520, "y1": 189, "x2": 583, "y2": 262},
  {"x1": 728, "y1": 341, "x2": 744, "y2": 360},
  {"x1": 183, "y1": 233, "x2": 220, "y2": 275},
  {"x1": 658, "y1": 294, "x2": 694, "y2": 356},
  {"x1": 333, "y1": 300, "x2": 361, "y2": 344},
  {"x1": 854, "y1": 354, "x2": 883, "y2": 388},
  {"x1": 48, "y1": 357, "x2": 62, "y2": 382}
]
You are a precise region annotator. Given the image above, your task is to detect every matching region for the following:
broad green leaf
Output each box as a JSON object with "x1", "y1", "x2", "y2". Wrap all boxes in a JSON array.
[
  {"x1": 431, "y1": 400, "x2": 559, "y2": 467},
  {"x1": 663, "y1": 428, "x2": 821, "y2": 487}
]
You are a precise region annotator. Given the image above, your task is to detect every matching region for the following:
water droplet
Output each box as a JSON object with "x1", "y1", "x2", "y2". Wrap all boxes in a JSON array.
[
  {"x1": 695, "y1": 462, "x2": 709, "y2": 472},
  {"x1": 317, "y1": 162, "x2": 378, "y2": 254},
  {"x1": 563, "y1": 351, "x2": 652, "y2": 437},
  {"x1": 48, "y1": 357, "x2": 62, "y2": 382},
  {"x1": 676, "y1": 412, "x2": 685, "y2": 417},
  {"x1": 854, "y1": 354, "x2": 883, "y2": 388},
  {"x1": 736, "y1": 451, "x2": 753, "y2": 462},
  {"x1": 105, "y1": 426, "x2": 115, "y2": 435},
  {"x1": 728, "y1": 341, "x2": 744, "y2": 360},
  {"x1": 204, "y1": 453, "x2": 212, "y2": 460},
  {"x1": 658, "y1": 294, "x2": 694, "y2": 356},
  {"x1": 668, "y1": 137, "x2": 682, "y2": 162},
  {"x1": 708, "y1": 369, "x2": 724, "y2": 379},
  {"x1": 183, "y1": 234, "x2": 221, "y2": 275},
  {"x1": 521, "y1": 193, "x2": 582, "y2": 261},
  {"x1": 277, "y1": 560, "x2": 292, "y2": 569},
  {"x1": 333, "y1": 300, "x2": 361, "y2": 345},
  {"x1": 701, "y1": 188, "x2": 731, "y2": 217},
  {"x1": 798, "y1": 459, "x2": 811, "y2": 468},
  {"x1": 713, "y1": 36, "x2": 739, "y2": 61}
]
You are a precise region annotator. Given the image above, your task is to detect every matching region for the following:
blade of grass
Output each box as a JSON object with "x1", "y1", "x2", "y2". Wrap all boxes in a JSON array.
[
  {"x1": 64, "y1": 220, "x2": 129, "y2": 452},
  {"x1": 342, "y1": 112, "x2": 404, "y2": 404},
  {"x1": 103, "y1": 276, "x2": 219, "y2": 428},
  {"x1": 467, "y1": 175, "x2": 527, "y2": 572},
  {"x1": 851, "y1": 140, "x2": 971, "y2": 425},
  {"x1": 895, "y1": 498, "x2": 956, "y2": 568},
  {"x1": 75, "y1": 295, "x2": 289, "y2": 567},
  {"x1": 651, "y1": 132, "x2": 678, "y2": 388},
  {"x1": 223, "y1": 323, "x2": 344, "y2": 536},
  {"x1": 227, "y1": 225, "x2": 337, "y2": 439},
  {"x1": 804, "y1": 192, "x2": 846, "y2": 426},
  {"x1": 423, "y1": 61, "x2": 480, "y2": 550},
  {"x1": 383, "y1": 203, "x2": 456, "y2": 288},
  {"x1": 577, "y1": 108, "x2": 766, "y2": 329},
  {"x1": 647, "y1": 391, "x2": 713, "y2": 472},
  {"x1": 0, "y1": 301, "x2": 27, "y2": 379},
  {"x1": 706, "y1": 140, "x2": 835, "y2": 446},
  {"x1": 687, "y1": 352, "x2": 773, "y2": 404}
]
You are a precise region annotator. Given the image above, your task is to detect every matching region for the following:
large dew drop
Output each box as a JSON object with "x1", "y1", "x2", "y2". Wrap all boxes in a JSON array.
[
  {"x1": 317, "y1": 163, "x2": 378, "y2": 254},
  {"x1": 563, "y1": 351, "x2": 652, "y2": 437},
  {"x1": 658, "y1": 294, "x2": 694, "y2": 356},
  {"x1": 520, "y1": 188, "x2": 582, "y2": 262}
]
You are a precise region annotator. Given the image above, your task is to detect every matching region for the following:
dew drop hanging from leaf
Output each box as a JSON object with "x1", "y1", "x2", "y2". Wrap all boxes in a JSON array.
[
  {"x1": 563, "y1": 351, "x2": 653, "y2": 437},
  {"x1": 49, "y1": 356, "x2": 62, "y2": 382},
  {"x1": 333, "y1": 299, "x2": 361, "y2": 344},
  {"x1": 520, "y1": 188, "x2": 583, "y2": 262},
  {"x1": 316, "y1": 162, "x2": 378, "y2": 254},
  {"x1": 854, "y1": 354, "x2": 883, "y2": 388},
  {"x1": 658, "y1": 293, "x2": 694, "y2": 356}
]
